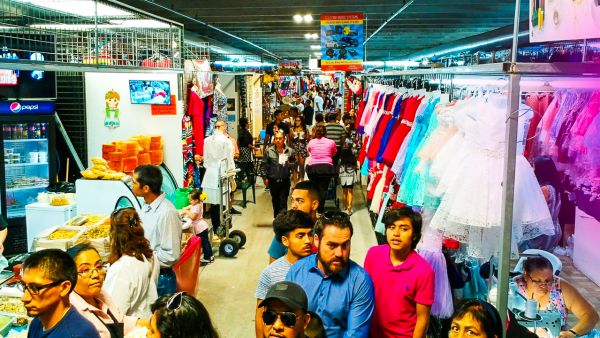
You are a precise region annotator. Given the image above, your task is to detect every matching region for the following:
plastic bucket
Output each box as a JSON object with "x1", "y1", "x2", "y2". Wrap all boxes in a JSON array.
[{"x1": 174, "y1": 188, "x2": 193, "y2": 210}]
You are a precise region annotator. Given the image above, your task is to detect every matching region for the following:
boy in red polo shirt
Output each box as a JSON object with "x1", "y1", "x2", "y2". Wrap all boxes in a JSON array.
[{"x1": 364, "y1": 207, "x2": 435, "y2": 338}]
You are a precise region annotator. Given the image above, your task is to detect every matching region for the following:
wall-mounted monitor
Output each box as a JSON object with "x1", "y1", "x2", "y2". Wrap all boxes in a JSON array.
[{"x1": 129, "y1": 80, "x2": 171, "y2": 105}]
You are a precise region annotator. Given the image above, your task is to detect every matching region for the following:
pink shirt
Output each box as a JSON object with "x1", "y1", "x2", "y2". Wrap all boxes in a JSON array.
[
  {"x1": 307, "y1": 137, "x2": 337, "y2": 165},
  {"x1": 70, "y1": 290, "x2": 137, "y2": 338},
  {"x1": 189, "y1": 203, "x2": 209, "y2": 234},
  {"x1": 364, "y1": 245, "x2": 435, "y2": 338}
]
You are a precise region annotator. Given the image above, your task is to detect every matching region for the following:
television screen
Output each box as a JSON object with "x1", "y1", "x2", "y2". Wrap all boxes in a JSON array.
[{"x1": 129, "y1": 80, "x2": 171, "y2": 105}]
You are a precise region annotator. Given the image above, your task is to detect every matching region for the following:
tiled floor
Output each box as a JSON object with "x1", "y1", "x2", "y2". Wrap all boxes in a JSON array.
[{"x1": 194, "y1": 182, "x2": 600, "y2": 337}]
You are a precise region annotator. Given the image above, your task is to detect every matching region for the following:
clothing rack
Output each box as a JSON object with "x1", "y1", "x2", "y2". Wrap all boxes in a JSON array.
[{"x1": 360, "y1": 61, "x2": 600, "y2": 331}]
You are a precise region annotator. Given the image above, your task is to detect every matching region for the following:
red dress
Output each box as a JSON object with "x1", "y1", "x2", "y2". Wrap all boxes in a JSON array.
[
  {"x1": 366, "y1": 95, "x2": 397, "y2": 160},
  {"x1": 381, "y1": 96, "x2": 424, "y2": 167}
]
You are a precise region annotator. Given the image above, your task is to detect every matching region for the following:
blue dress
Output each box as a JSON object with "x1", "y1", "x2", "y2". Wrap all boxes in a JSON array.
[
  {"x1": 397, "y1": 98, "x2": 440, "y2": 206},
  {"x1": 375, "y1": 97, "x2": 403, "y2": 163}
]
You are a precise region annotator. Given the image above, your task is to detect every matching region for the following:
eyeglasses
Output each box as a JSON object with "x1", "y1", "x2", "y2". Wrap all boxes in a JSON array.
[
  {"x1": 166, "y1": 292, "x2": 185, "y2": 311},
  {"x1": 262, "y1": 309, "x2": 298, "y2": 327},
  {"x1": 78, "y1": 263, "x2": 107, "y2": 278},
  {"x1": 17, "y1": 280, "x2": 64, "y2": 295},
  {"x1": 529, "y1": 276, "x2": 553, "y2": 286}
]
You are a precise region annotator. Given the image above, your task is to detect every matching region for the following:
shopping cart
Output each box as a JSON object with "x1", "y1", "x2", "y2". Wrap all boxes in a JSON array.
[
  {"x1": 210, "y1": 164, "x2": 246, "y2": 258},
  {"x1": 323, "y1": 175, "x2": 340, "y2": 210}
]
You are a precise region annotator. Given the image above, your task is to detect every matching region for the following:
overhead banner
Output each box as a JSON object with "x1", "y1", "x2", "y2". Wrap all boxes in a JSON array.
[
  {"x1": 530, "y1": 0, "x2": 600, "y2": 42},
  {"x1": 320, "y1": 13, "x2": 364, "y2": 72}
]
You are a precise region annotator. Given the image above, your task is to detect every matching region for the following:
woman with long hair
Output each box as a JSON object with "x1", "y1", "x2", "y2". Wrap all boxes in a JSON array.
[
  {"x1": 103, "y1": 207, "x2": 159, "y2": 318},
  {"x1": 148, "y1": 292, "x2": 219, "y2": 338},
  {"x1": 291, "y1": 115, "x2": 310, "y2": 183},
  {"x1": 449, "y1": 299, "x2": 502, "y2": 338}
]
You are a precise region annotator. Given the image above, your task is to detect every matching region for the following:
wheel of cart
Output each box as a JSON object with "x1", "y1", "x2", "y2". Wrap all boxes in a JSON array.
[{"x1": 229, "y1": 230, "x2": 247, "y2": 248}]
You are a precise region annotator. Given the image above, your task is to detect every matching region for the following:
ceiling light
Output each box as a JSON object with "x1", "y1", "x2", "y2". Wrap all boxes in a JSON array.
[
  {"x1": 314, "y1": 52, "x2": 322, "y2": 56},
  {"x1": 303, "y1": 15, "x2": 313, "y2": 23},
  {"x1": 310, "y1": 45, "x2": 320, "y2": 50},
  {"x1": 304, "y1": 33, "x2": 311, "y2": 39},
  {"x1": 15, "y1": 0, "x2": 133, "y2": 17},
  {"x1": 293, "y1": 14, "x2": 303, "y2": 23},
  {"x1": 311, "y1": 33, "x2": 319, "y2": 39},
  {"x1": 109, "y1": 19, "x2": 171, "y2": 28}
]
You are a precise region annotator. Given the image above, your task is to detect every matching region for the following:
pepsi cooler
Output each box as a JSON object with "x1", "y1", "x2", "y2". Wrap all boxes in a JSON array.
[{"x1": 0, "y1": 100, "x2": 57, "y2": 254}]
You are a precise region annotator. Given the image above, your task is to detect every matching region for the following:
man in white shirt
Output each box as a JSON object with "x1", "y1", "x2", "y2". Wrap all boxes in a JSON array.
[
  {"x1": 335, "y1": 93, "x2": 343, "y2": 111},
  {"x1": 202, "y1": 120, "x2": 235, "y2": 236},
  {"x1": 313, "y1": 92, "x2": 324, "y2": 116},
  {"x1": 132, "y1": 164, "x2": 182, "y2": 296}
]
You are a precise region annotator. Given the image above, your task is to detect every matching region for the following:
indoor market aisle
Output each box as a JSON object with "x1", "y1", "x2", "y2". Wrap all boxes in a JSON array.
[{"x1": 194, "y1": 182, "x2": 377, "y2": 338}]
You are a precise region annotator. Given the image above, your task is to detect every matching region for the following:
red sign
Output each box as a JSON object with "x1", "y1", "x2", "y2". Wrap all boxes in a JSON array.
[{"x1": 151, "y1": 95, "x2": 177, "y2": 115}]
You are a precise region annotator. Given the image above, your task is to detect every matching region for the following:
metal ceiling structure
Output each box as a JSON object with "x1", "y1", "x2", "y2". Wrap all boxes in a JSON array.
[{"x1": 126, "y1": 0, "x2": 530, "y2": 62}]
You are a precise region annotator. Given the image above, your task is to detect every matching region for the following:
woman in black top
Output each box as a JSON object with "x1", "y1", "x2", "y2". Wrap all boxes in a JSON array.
[{"x1": 237, "y1": 117, "x2": 255, "y2": 181}]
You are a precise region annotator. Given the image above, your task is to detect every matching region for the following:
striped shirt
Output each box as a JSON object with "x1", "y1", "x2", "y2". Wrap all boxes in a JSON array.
[
  {"x1": 255, "y1": 256, "x2": 293, "y2": 300},
  {"x1": 325, "y1": 122, "x2": 346, "y2": 148}
]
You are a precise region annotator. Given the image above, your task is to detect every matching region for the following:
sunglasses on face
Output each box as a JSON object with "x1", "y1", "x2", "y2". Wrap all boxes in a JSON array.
[
  {"x1": 17, "y1": 280, "x2": 64, "y2": 295},
  {"x1": 262, "y1": 309, "x2": 297, "y2": 327}
]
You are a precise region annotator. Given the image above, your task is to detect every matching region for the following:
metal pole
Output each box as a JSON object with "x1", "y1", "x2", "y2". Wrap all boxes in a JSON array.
[
  {"x1": 583, "y1": 39, "x2": 588, "y2": 62},
  {"x1": 498, "y1": 0, "x2": 521, "y2": 335},
  {"x1": 363, "y1": 0, "x2": 414, "y2": 45}
]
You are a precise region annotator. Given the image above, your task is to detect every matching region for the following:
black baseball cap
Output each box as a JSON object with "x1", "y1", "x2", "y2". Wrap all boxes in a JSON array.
[{"x1": 259, "y1": 281, "x2": 308, "y2": 311}]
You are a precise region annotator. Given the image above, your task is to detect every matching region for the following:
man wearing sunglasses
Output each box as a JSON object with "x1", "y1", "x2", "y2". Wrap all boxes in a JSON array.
[
  {"x1": 286, "y1": 211, "x2": 374, "y2": 338},
  {"x1": 256, "y1": 210, "x2": 314, "y2": 337},
  {"x1": 21, "y1": 249, "x2": 100, "y2": 338},
  {"x1": 259, "y1": 281, "x2": 311, "y2": 338}
]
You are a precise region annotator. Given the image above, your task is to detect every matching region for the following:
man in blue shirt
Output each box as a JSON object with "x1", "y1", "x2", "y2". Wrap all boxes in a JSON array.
[
  {"x1": 286, "y1": 211, "x2": 374, "y2": 338},
  {"x1": 21, "y1": 249, "x2": 100, "y2": 338}
]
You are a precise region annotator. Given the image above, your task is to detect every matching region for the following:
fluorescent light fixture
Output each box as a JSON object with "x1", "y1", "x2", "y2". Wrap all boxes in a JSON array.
[
  {"x1": 294, "y1": 14, "x2": 303, "y2": 23},
  {"x1": 384, "y1": 60, "x2": 419, "y2": 67},
  {"x1": 15, "y1": 0, "x2": 133, "y2": 17},
  {"x1": 30, "y1": 24, "x2": 112, "y2": 30},
  {"x1": 304, "y1": 33, "x2": 311, "y2": 39},
  {"x1": 404, "y1": 31, "x2": 529, "y2": 61},
  {"x1": 311, "y1": 33, "x2": 319, "y2": 39},
  {"x1": 364, "y1": 61, "x2": 385, "y2": 67},
  {"x1": 109, "y1": 19, "x2": 171, "y2": 28},
  {"x1": 303, "y1": 15, "x2": 313, "y2": 23},
  {"x1": 314, "y1": 52, "x2": 322, "y2": 56},
  {"x1": 310, "y1": 45, "x2": 321, "y2": 50},
  {"x1": 214, "y1": 60, "x2": 275, "y2": 68}
]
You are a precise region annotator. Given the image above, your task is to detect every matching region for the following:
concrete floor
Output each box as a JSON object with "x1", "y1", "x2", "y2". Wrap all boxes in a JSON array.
[{"x1": 194, "y1": 182, "x2": 600, "y2": 337}]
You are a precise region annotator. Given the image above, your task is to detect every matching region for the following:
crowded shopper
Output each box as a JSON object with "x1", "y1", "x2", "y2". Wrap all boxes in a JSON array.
[
  {"x1": 514, "y1": 256, "x2": 599, "y2": 337},
  {"x1": 148, "y1": 292, "x2": 219, "y2": 338},
  {"x1": 104, "y1": 207, "x2": 159, "y2": 318},
  {"x1": 67, "y1": 244, "x2": 139, "y2": 338},
  {"x1": 313, "y1": 92, "x2": 324, "y2": 116},
  {"x1": 268, "y1": 181, "x2": 320, "y2": 262},
  {"x1": 325, "y1": 113, "x2": 346, "y2": 164},
  {"x1": 364, "y1": 207, "x2": 434, "y2": 338},
  {"x1": 303, "y1": 99, "x2": 315, "y2": 128},
  {"x1": 132, "y1": 164, "x2": 181, "y2": 296},
  {"x1": 286, "y1": 211, "x2": 375, "y2": 337},
  {"x1": 179, "y1": 189, "x2": 213, "y2": 265},
  {"x1": 202, "y1": 119, "x2": 235, "y2": 236},
  {"x1": 449, "y1": 299, "x2": 502, "y2": 338},
  {"x1": 290, "y1": 114, "x2": 310, "y2": 184},
  {"x1": 338, "y1": 139, "x2": 357, "y2": 215},
  {"x1": 237, "y1": 117, "x2": 256, "y2": 186},
  {"x1": 20, "y1": 249, "x2": 100, "y2": 338},
  {"x1": 306, "y1": 124, "x2": 337, "y2": 213},
  {"x1": 258, "y1": 281, "x2": 312, "y2": 338},
  {"x1": 255, "y1": 210, "x2": 314, "y2": 336},
  {"x1": 266, "y1": 110, "x2": 290, "y2": 144},
  {"x1": 222, "y1": 121, "x2": 242, "y2": 216},
  {"x1": 261, "y1": 131, "x2": 296, "y2": 218}
]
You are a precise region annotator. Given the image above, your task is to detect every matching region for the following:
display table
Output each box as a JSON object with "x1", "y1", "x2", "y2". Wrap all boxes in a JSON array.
[
  {"x1": 25, "y1": 202, "x2": 77, "y2": 251},
  {"x1": 573, "y1": 207, "x2": 600, "y2": 287}
]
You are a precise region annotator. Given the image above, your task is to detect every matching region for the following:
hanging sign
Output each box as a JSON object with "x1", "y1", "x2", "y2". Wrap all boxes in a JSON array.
[
  {"x1": 530, "y1": 0, "x2": 600, "y2": 42},
  {"x1": 320, "y1": 13, "x2": 364, "y2": 72},
  {"x1": 151, "y1": 95, "x2": 177, "y2": 115},
  {"x1": 0, "y1": 101, "x2": 55, "y2": 115}
]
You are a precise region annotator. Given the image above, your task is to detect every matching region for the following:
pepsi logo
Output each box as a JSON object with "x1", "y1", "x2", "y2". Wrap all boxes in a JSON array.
[{"x1": 9, "y1": 102, "x2": 21, "y2": 113}]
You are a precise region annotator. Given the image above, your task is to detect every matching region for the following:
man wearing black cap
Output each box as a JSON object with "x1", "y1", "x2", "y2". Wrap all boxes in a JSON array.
[{"x1": 258, "y1": 281, "x2": 311, "y2": 338}]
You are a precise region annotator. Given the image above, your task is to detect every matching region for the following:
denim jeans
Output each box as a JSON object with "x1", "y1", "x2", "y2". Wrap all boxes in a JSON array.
[{"x1": 157, "y1": 268, "x2": 177, "y2": 296}]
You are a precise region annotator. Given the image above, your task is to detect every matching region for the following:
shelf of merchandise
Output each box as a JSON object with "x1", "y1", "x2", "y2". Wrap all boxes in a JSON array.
[
  {"x1": 4, "y1": 163, "x2": 48, "y2": 168},
  {"x1": 4, "y1": 139, "x2": 48, "y2": 144},
  {"x1": 6, "y1": 185, "x2": 48, "y2": 192}
]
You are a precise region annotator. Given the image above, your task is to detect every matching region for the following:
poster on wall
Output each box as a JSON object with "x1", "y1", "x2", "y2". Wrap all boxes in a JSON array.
[
  {"x1": 104, "y1": 90, "x2": 121, "y2": 129},
  {"x1": 530, "y1": 0, "x2": 600, "y2": 42},
  {"x1": 320, "y1": 13, "x2": 364, "y2": 72}
]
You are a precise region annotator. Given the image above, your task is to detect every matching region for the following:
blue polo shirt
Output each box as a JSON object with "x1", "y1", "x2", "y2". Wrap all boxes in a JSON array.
[{"x1": 286, "y1": 254, "x2": 374, "y2": 338}]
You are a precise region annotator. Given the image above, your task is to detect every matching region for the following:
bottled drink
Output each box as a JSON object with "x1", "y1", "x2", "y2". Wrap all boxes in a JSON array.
[
  {"x1": 28, "y1": 123, "x2": 36, "y2": 139},
  {"x1": 3, "y1": 125, "x2": 10, "y2": 139},
  {"x1": 15, "y1": 124, "x2": 22, "y2": 139},
  {"x1": 21, "y1": 124, "x2": 28, "y2": 139},
  {"x1": 40, "y1": 123, "x2": 47, "y2": 139},
  {"x1": 10, "y1": 125, "x2": 17, "y2": 139},
  {"x1": 34, "y1": 123, "x2": 41, "y2": 139}
]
